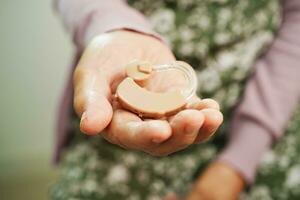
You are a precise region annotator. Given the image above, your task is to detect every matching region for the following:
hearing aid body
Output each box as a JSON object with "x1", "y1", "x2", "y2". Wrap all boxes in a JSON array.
[{"x1": 115, "y1": 60, "x2": 197, "y2": 118}]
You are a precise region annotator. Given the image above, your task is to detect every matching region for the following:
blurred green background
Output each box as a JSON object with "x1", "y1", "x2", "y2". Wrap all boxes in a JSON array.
[{"x1": 0, "y1": 0, "x2": 73, "y2": 199}]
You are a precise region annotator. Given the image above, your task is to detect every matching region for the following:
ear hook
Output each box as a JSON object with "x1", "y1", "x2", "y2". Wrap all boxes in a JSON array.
[
  {"x1": 153, "y1": 61, "x2": 198, "y2": 101},
  {"x1": 115, "y1": 60, "x2": 197, "y2": 118}
]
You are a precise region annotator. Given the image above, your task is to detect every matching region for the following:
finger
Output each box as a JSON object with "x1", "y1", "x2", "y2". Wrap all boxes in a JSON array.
[
  {"x1": 187, "y1": 98, "x2": 220, "y2": 110},
  {"x1": 74, "y1": 63, "x2": 113, "y2": 135},
  {"x1": 194, "y1": 108, "x2": 223, "y2": 143},
  {"x1": 152, "y1": 109, "x2": 204, "y2": 156},
  {"x1": 105, "y1": 109, "x2": 172, "y2": 150}
]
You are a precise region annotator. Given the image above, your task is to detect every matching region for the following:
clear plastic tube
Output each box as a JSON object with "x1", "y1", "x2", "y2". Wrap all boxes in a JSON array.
[{"x1": 152, "y1": 62, "x2": 197, "y2": 101}]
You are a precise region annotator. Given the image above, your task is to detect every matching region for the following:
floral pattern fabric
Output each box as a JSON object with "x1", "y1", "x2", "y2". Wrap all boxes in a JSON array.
[{"x1": 50, "y1": 0, "x2": 300, "y2": 199}]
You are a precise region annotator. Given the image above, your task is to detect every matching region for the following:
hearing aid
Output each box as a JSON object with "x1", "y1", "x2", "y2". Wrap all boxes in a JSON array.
[{"x1": 115, "y1": 60, "x2": 198, "y2": 118}]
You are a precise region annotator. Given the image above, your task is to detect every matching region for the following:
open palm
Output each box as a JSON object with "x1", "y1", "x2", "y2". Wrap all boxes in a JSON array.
[{"x1": 73, "y1": 30, "x2": 223, "y2": 156}]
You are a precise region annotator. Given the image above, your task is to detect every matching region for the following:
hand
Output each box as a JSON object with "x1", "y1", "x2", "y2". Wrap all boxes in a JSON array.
[
  {"x1": 185, "y1": 162, "x2": 245, "y2": 200},
  {"x1": 73, "y1": 30, "x2": 223, "y2": 156}
]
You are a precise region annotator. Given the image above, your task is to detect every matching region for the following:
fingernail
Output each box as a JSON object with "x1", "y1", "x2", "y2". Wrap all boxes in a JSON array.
[
  {"x1": 81, "y1": 111, "x2": 87, "y2": 119},
  {"x1": 80, "y1": 112, "x2": 87, "y2": 125}
]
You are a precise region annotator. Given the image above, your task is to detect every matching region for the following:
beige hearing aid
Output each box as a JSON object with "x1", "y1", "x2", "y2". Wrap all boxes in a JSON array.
[{"x1": 115, "y1": 60, "x2": 197, "y2": 118}]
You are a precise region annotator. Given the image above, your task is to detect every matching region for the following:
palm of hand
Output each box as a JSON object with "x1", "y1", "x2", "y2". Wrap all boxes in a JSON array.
[{"x1": 74, "y1": 30, "x2": 223, "y2": 156}]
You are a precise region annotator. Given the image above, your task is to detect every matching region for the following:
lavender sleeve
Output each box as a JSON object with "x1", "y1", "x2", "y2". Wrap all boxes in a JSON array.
[
  {"x1": 218, "y1": 0, "x2": 300, "y2": 184},
  {"x1": 54, "y1": 0, "x2": 159, "y2": 50}
]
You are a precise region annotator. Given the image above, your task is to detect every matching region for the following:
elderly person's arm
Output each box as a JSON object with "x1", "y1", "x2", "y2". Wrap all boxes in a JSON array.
[
  {"x1": 187, "y1": 0, "x2": 300, "y2": 199},
  {"x1": 53, "y1": 0, "x2": 158, "y2": 49},
  {"x1": 53, "y1": 0, "x2": 162, "y2": 161},
  {"x1": 54, "y1": 0, "x2": 222, "y2": 159}
]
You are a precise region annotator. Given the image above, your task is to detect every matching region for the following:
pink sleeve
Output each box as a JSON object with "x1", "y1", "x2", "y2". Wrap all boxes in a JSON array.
[
  {"x1": 218, "y1": 0, "x2": 300, "y2": 184},
  {"x1": 54, "y1": 0, "x2": 158, "y2": 50}
]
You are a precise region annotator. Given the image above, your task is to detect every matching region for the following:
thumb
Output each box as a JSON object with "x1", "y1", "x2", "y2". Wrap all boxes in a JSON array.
[{"x1": 73, "y1": 66, "x2": 113, "y2": 135}]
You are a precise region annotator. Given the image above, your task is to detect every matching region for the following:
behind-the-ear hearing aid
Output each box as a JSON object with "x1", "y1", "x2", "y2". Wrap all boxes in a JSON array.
[{"x1": 115, "y1": 60, "x2": 197, "y2": 118}]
